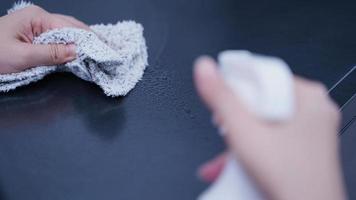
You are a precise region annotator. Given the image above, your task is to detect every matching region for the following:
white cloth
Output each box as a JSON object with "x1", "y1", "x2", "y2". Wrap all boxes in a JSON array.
[
  {"x1": 0, "y1": 1, "x2": 148, "y2": 97},
  {"x1": 198, "y1": 50, "x2": 295, "y2": 200}
]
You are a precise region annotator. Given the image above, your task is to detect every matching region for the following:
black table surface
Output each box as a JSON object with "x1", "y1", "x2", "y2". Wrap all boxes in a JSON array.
[{"x1": 0, "y1": 0, "x2": 355, "y2": 200}]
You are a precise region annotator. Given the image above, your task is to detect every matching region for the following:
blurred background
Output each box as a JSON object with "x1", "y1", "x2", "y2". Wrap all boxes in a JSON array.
[{"x1": 0, "y1": 0, "x2": 355, "y2": 199}]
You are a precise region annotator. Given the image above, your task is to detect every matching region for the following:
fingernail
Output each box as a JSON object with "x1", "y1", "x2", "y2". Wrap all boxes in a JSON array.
[
  {"x1": 197, "y1": 162, "x2": 215, "y2": 182},
  {"x1": 194, "y1": 55, "x2": 213, "y2": 66},
  {"x1": 198, "y1": 162, "x2": 210, "y2": 174},
  {"x1": 194, "y1": 56, "x2": 217, "y2": 77},
  {"x1": 67, "y1": 44, "x2": 77, "y2": 58},
  {"x1": 197, "y1": 164, "x2": 208, "y2": 181}
]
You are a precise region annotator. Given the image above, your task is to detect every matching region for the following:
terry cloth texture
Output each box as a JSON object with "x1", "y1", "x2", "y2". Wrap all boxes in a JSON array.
[{"x1": 0, "y1": 1, "x2": 148, "y2": 97}]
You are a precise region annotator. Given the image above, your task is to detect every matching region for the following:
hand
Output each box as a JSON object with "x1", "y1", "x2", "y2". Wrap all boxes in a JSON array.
[
  {"x1": 194, "y1": 56, "x2": 346, "y2": 200},
  {"x1": 0, "y1": 5, "x2": 90, "y2": 74}
]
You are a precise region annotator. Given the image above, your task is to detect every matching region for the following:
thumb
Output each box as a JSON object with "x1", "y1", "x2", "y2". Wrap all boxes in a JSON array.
[
  {"x1": 193, "y1": 56, "x2": 257, "y2": 130},
  {"x1": 194, "y1": 56, "x2": 263, "y2": 166},
  {"x1": 19, "y1": 43, "x2": 76, "y2": 70}
]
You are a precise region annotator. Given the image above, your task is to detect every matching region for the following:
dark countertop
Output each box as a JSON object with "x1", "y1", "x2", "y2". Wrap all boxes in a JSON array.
[{"x1": 0, "y1": 0, "x2": 355, "y2": 199}]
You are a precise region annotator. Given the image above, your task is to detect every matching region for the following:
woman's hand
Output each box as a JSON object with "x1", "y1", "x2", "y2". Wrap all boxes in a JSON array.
[
  {"x1": 0, "y1": 5, "x2": 90, "y2": 74},
  {"x1": 194, "y1": 56, "x2": 346, "y2": 200}
]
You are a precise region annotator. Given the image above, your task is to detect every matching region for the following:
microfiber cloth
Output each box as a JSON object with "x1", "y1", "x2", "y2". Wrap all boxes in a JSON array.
[
  {"x1": 198, "y1": 50, "x2": 295, "y2": 200},
  {"x1": 0, "y1": 1, "x2": 148, "y2": 97}
]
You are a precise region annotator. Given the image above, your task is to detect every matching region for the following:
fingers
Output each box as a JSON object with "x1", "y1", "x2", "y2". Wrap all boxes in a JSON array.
[
  {"x1": 198, "y1": 152, "x2": 228, "y2": 183},
  {"x1": 52, "y1": 14, "x2": 91, "y2": 31},
  {"x1": 193, "y1": 56, "x2": 257, "y2": 131},
  {"x1": 18, "y1": 43, "x2": 76, "y2": 70},
  {"x1": 47, "y1": 15, "x2": 89, "y2": 31},
  {"x1": 294, "y1": 76, "x2": 341, "y2": 127},
  {"x1": 31, "y1": 14, "x2": 90, "y2": 37},
  {"x1": 194, "y1": 56, "x2": 224, "y2": 113}
]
